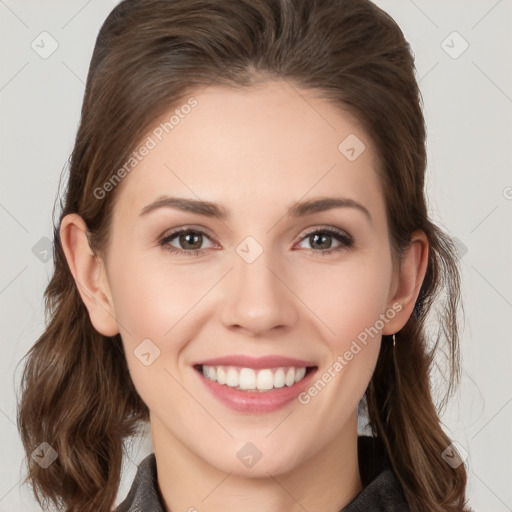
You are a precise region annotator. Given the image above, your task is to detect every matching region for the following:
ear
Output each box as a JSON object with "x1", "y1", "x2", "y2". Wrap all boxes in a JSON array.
[
  {"x1": 382, "y1": 230, "x2": 429, "y2": 335},
  {"x1": 59, "y1": 213, "x2": 119, "y2": 337}
]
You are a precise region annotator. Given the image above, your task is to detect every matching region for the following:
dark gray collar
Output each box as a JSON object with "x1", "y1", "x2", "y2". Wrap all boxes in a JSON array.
[{"x1": 116, "y1": 436, "x2": 409, "y2": 512}]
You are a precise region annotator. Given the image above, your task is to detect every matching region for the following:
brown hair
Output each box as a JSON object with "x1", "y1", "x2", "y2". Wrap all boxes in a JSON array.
[{"x1": 17, "y1": 0, "x2": 469, "y2": 510}]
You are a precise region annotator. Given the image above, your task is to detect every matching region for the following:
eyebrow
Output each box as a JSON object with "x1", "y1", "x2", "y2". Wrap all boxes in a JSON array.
[{"x1": 139, "y1": 195, "x2": 372, "y2": 222}]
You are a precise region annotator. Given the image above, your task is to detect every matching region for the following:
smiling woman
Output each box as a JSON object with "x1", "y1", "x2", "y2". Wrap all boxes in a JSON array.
[{"x1": 17, "y1": 1, "x2": 469, "y2": 512}]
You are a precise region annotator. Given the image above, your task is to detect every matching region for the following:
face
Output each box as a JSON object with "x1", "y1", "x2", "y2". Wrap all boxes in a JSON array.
[{"x1": 96, "y1": 80, "x2": 402, "y2": 476}]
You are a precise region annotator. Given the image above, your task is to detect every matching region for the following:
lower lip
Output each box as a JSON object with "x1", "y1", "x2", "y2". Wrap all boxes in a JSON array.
[{"x1": 195, "y1": 367, "x2": 317, "y2": 413}]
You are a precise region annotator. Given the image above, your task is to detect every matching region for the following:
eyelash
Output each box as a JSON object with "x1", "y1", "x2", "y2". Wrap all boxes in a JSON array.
[{"x1": 158, "y1": 226, "x2": 354, "y2": 257}]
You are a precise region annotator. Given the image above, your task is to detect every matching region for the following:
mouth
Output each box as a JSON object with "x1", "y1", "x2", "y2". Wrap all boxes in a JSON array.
[
  {"x1": 192, "y1": 355, "x2": 318, "y2": 413},
  {"x1": 193, "y1": 364, "x2": 317, "y2": 392}
]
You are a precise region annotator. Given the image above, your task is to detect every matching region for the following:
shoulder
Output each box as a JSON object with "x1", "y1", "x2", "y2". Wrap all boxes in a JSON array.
[
  {"x1": 341, "y1": 435, "x2": 410, "y2": 512},
  {"x1": 115, "y1": 453, "x2": 165, "y2": 512}
]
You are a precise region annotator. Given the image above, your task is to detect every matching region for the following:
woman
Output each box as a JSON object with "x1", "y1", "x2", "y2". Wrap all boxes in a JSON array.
[{"x1": 17, "y1": 0, "x2": 470, "y2": 511}]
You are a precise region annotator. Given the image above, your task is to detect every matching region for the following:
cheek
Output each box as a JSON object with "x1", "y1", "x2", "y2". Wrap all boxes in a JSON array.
[
  {"x1": 293, "y1": 255, "x2": 392, "y2": 419},
  {"x1": 108, "y1": 250, "x2": 211, "y2": 344},
  {"x1": 108, "y1": 253, "x2": 198, "y2": 413},
  {"x1": 107, "y1": 253, "x2": 219, "y2": 405},
  {"x1": 294, "y1": 254, "x2": 393, "y2": 347},
  {"x1": 293, "y1": 266, "x2": 388, "y2": 440}
]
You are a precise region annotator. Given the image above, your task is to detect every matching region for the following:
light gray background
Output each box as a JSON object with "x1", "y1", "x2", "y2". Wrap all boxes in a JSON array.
[{"x1": 1, "y1": 0, "x2": 511, "y2": 510}]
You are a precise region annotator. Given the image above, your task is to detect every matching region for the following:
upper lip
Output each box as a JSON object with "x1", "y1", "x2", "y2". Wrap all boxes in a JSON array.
[{"x1": 194, "y1": 355, "x2": 317, "y2": 369}]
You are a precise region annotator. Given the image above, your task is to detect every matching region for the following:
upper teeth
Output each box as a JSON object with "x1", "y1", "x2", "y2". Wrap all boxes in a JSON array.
[{"x1": 201, "y1": 366, "x2": 307, "y2": 391}]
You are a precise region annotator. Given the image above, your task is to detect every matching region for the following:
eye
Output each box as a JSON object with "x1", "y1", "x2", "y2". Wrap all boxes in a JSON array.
[
  {"x1": 295, "y1": 227, "x2": 354, "y2": 255},
  {"x1": 159, "y1": 228, "x2": 215, "y2": 256},
  {"x1": 159, "y1": 226, "x2": 354, "y2": 256}
]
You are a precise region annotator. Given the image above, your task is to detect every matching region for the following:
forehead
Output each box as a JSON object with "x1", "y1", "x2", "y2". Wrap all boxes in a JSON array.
[{"x1": 112, "y1": 80, "x2": 385, "y2": 224}]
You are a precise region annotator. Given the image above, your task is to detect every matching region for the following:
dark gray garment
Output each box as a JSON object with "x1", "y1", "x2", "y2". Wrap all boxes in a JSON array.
[{"x1": 116, "y1": 436, "x2": 410, "y2": 512}]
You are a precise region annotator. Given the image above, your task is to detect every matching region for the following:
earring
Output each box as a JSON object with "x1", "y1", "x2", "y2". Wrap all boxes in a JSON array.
[{"x1": 392, "y1": 333, "x2": 396, "y2": 347}]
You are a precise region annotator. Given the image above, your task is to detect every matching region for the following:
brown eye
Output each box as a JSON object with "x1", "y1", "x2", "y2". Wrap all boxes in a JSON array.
[
  {"x1": 160, "y1": 228, "x2": 214, "y2": 255},
  {"x1": 297, "y1": 228, "x2": 353, "y2": 254},
  {"x1": 178, "y1": 231, "x2": 204, "y2": 250},
  {"x1": 308, "y1": 233, "x2": 333, "y2": 250}
]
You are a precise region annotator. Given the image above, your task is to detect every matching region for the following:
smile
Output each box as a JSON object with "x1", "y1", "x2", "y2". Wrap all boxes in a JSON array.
[
  {"x1": 192, "y1": 355, "x2": 318, "y2": 413},
  {"x1": 197, "y1": 365, "x2": 312, "y2": 392}
]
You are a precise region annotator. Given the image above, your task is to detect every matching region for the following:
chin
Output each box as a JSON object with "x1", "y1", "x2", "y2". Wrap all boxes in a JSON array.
[{"x1": 203, "y1": 438, "x2": 308, "y2": 478}]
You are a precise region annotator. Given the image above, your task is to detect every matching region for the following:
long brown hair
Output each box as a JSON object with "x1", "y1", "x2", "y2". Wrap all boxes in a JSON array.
[{"x1": 17, "y1": 0, "x2": 469, "y2": 510}]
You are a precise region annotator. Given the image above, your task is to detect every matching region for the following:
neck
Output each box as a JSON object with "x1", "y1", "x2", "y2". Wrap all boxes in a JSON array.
[{"x1": 150, "y1": 413, "x2": 362, "y2": 512}]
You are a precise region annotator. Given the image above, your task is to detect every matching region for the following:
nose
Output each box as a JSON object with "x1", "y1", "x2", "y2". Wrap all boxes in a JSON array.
[{"x1": 219, "y1": 248, "x2": 299, "y2": 337}]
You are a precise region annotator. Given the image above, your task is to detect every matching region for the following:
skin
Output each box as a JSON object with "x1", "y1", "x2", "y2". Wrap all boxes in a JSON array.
[{"x1": 60, "y1": 79, "x2": 428, "y2": 512}]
